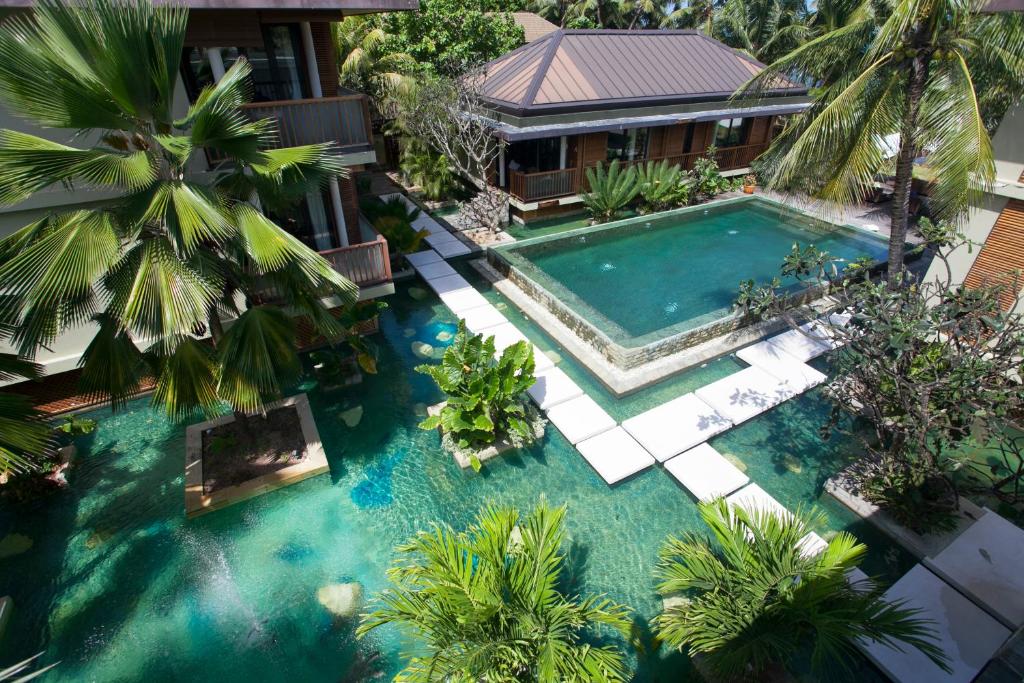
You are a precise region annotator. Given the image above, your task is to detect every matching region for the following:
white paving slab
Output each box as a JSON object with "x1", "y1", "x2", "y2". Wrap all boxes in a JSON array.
[
  {"x1": 405, "y1": 249, "x2": 443, "y2": 268},
  {"x1": 736, "y1": 342, "x2": 827, "y2": 393},
  {"x1": 483, "y1": 322, "x2": 529, "y2": 353},
  {"x1": 531, "y1": 349, "x2": 556, "y2": 372},
  {"x1": 664, "y1": 443, "x2": 749, "y2": 502},
  {"x1": 861, "y1": 564, "x2": 1010, "y2": 683},
  {"x1": 622, "y1": 393, "x2": 732, "y2": 462},
  {"x1": 426, "y1": 273, "x2": 470, "y2": 295},
  {"x1": 726, "y1": 483, "x2": 792, "y2": 521},
  {"x1": 576, "y1": 426, "x2": 656, "y2": 485},
  {"x1": 430, "y1": 236, "x2": 472, "y2": 259},
  {"x1": 460, "y1": 305, "x2": 509, "y2": 334},
  {"x1": 767, "y1": 326, "x2": 832, "y2": 362},
  {"x1": 430, "y1": 279, "x2": 490, "y2": 314},
  {"x1": 412, "y1": 215, "x2": 448, "y2": 235},
  {"x1": 925, "y1": 510, "x2": 1024, "y2": 629},
  {"x1": 797, "y1": 531, "x2": 828, "y2": 558},
  {"x1": 694, "y1": 366, "x2": 797, "y2": 424},
  {"x1": 527, "y1": 366, "x2": 583, "y2": 410},
  {"x1": 414, "y1": 259, "x2": 458, "y2": 281},
  {"x1": 545, "y1": 395, "x2": 617, "y2": 444}
]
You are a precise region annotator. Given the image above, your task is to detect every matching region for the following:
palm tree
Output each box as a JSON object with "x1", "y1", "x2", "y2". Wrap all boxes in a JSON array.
[
  {"x1": 358, "y1": 503, "x2": 635, "y2": 682},
  {"x1": 662, "y1": 0, "x2": 718, "y2": 33},
  {"x1": 0, "y1": 0, "x2": 358, "y2": 421},
  {"x1": 333, "y1": 15, "x2": 416, "y2": 108},
  {"x1": 654, "y1": 499, "x2": 947, "y2": 680},
  {"x1": 743, "y1": 0, "x2": 1024, "y2": 284},
  {"x1": 0, "y1": 354, "x2": 54, "y2": 475},
  {"x1": 581, "y1": 161, "x2": 641, "y2": 223},
  {"x1": 714, "y1": 0, "x2": 812, "y2": 63}
]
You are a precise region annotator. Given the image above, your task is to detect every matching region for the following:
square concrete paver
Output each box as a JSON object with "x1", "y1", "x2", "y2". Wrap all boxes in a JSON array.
[
  {"x1": 695, "y1": 366, "x2": 797, "y2": 424},
  {"x1": 427, "y1": 275, "x2": 490, "y2": 313},
  {"x1": 861, "y1": 564, "x2": 1010, "y2": 683},
  {"x1": 766, "y1": 327, "x2": 832, "y2": 362},
  {"x1": 461, "y1": 305, "x2": 510, "y2": 334},
  {"x1": 622, "y1": 393, "x2": 732, "y2": 462},
  {"x1": 545, "y1": 395, "x2": 617, "y2": 444},
  {"x1": 405, "y1": 250, "x2": 443, "y2": 268},
  {"x1": 576, "y1": 427, "x2": 656, "y2": 485},
  {"x1": 527, "y1": 366, "x2": 583, "y2": 410},
  {"x1": 412, "y1": 215, "x2": 448, "y2": 235},
  {"x1": 726, "y1": 483, "x2": 792, "y2": 521},
  {"x1": 797, "y1": 531, "x2": 828, "y2": 558},
  {"x1": 664, "y1": 443, "x2": 749, "y2": 502},
  {"x1": 737, "y1": 343, "x2": 827, "y2": 393},
  {"x1": 414, "y1": 259, "x2": 458, "y2": 281},
  {"x1": 483, "y1": 322, "x2": 529, "y2": 352}
]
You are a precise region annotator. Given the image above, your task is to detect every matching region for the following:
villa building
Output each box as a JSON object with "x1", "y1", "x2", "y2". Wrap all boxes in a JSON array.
[
  {"x1": 0, "y1": 0, "x2": 417, "y2": 379},
  {"x1": 475, "y1": 29, "x2": 811, "y2": 223}
]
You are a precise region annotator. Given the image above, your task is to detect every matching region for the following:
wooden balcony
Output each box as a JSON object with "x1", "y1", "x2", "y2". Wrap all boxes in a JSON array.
[
  {"x1": 507, "y1": 142, "x2": 770, "y2": 203},
  {"x1": 241, "y1": 93, "x2": 373, "y2": 151},
  {"x1": 318, "y1": 234, "x2": 392, "y2": 288}
]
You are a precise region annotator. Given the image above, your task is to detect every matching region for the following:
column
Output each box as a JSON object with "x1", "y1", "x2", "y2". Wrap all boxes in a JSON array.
[
  {"x1": 498, "y1": 145, "x2": 506, "y2": 188},
  {"x1": 559, "y1": 136, "x2": 567, "y2": 170},
  {"x1": 206, "y1": 47, "x2": 226, "y2": 82}
]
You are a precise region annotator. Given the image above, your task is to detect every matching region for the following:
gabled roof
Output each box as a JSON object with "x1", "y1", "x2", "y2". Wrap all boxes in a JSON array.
[
  {"x1": 487, "y1": 11, "x2": 559, "y2": 42},
  {"x1": 479, "y1": 29, "x2": 805, "y2": 116}
]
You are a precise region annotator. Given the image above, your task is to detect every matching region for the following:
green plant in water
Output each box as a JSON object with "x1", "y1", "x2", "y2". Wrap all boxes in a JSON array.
[
  {"x1": 0, "y1": 354, "x2": 54, "y2": 476},
  {"x1": 581, "y1": 160, "x2": 640, "y2": 223},
  {"x1": 416, "y1": 321, "x2": 539, "y2": 451},
  {"x1": 310, "y1": 300, "x2": 387, "y2": 377},
  {"x1": 654, "y1": 498, "x2": 947, "y2": 680},
  {"x1": 56, "y1": 414, "x2": 96, "y2": 437},
  {"x1": 361, "y1": 195, "x2": 428, "y2": 257},
  {"x1": 358, "y1": 502, "x2": 634, "y2": 682},
  {"x1": 636, "y1": 159, "x2": 688, "y2": 213}
]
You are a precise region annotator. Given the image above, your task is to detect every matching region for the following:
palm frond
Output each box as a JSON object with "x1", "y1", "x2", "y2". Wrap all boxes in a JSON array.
[{"x1": 216, "y1": 305, "x2": 300, "y2": 414}]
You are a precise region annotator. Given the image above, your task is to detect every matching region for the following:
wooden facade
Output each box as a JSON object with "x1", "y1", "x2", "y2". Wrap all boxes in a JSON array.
[{"x1": 964, "y1": 198, "x2": 1024, "y2": 311}]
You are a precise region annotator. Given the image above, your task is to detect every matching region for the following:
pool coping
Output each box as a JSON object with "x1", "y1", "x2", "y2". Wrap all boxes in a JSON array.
[
  {"x1": 184, "y1": 393, "x2": 328, "y2": 518},
  {"x1": 488, "y1": 196, "x2": 889, "y2": 379}
]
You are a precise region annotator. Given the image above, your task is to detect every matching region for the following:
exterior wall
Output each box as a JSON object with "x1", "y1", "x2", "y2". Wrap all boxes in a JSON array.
[
  {"x1": 310, "y1": 21, "x2": 338, "y2": 97},
  {"x1": 964, "y1": 198, "x2": 1024, "y2": 313},
  {"x1": 339, "y1": 168, "x2": 362, "y2": 245}
]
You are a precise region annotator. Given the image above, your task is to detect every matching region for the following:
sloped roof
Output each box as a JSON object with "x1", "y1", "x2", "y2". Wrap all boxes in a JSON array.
[
  {"x1": 480, "y1": 29, "x2": 805, "y2": 116},
  {"x1": 509, "y1": 12, "x2": 559, "y2": 42}
]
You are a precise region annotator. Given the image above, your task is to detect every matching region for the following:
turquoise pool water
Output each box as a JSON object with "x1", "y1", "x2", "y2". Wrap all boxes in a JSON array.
[
  {"x1": 498, "y1": 198, "x2": 888, "y2": 344},
  {"x1": 0, "y1": 279, "x2": 909, "y2": 682}
]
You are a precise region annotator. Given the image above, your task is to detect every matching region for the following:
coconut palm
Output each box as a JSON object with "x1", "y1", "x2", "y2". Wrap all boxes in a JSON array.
[
  {"x1": 714, "y1": 0, "x2": 812, "y2": 63},
  {"x1": 662, "y1": 0, "x2": 718, "y2": 33},
  {"x1": 743, "y1": 0, "x2": 1024, "y2": 283},
  {"x1": 333, "y1": 15, "x2": 416, "y2": 107},
  {"x1": 358, "y1": 503, "x2": 635, "y2": 682},
  {"x1": 654, "y1": 499, "x2": 947, "y2": 680},
  {"x1": 0, "y1": 0, "x2": 357, "y2": 420}
]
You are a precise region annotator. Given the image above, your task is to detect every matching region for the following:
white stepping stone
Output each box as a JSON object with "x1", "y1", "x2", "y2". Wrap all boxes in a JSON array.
[
  {"x1": 726, "y1": 483, "x2": 792, "y2": 521},
  {"x1": 412, "y1": 215, "x2": 448, "y2": 235},
  {"x1": 664, "y1": 443, "x2": 749, "y2": 502},
  {"x1": 427, "y1": 275, "x2": 489, "y2": 314},
  {"x1": 576, "y1": 427, "x2": 656, "y2": 485},
  {"x1": 405, "y1": 250, "x2": 443, "y2": 268},
  {"x1": 483, "y1": 322, "x2": 529, "y2": 353},
  {"x1": 461, "y1": 305, "x2": 509, "y2": 334},
  {"x1": 736, "y1": 342, "x2": 827, "y2": 393},
  {"x1": 797, "y1": 531, "x2": 828, "y2": 558},
  {"x1": 531, "y1": 349, "x2": 556, "y2": 372},
  {"x1": 430, "y1": 236, "x2": 472, "y2": 259},
  {"x1": 766, "y1": 327, "x2": 832, "y2": 362},
  {"x1": 414, "y1": 260, "x2": 458, "y2": 281},
  {"x1": 861, "y1": 564, "x2": 1010, "y2": 683},
  {"x1": 695, "y1": 366, "x2": 797, "y2": 424},
  {"x1": 426, "y1": 273, "x2": 470, "y2": 295},
  {"x1": 527, "y1": 366, "x2": 583, "y2": 410},
  {"x1": 925, "y1": 510, "x2": 1024, "y2": 629},
  {"x1": 622, "y1": 393, "x2": 732, "y2": 462},
  {"x1": 545, "y1": 395, "x2": 617, "y2": 444}
]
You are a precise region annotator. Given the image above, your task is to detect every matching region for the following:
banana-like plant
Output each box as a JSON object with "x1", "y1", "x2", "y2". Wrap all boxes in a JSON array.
[
  {"x1": 581, "y1": 160, "x2": 641, "y2": 223},
  {"x1": 636, "y1": 159, "x2": 689, "y2": 213},
  {"x1": 358, "y1": 502, "x2": 635, "y2": 682},
  {"x1": 0, "y1": 0, "x2": 358, "y2": 421},
  {"x1": 654, "y1": 498, "x2": 948, "y2": 679},
  {"x1": 416, "y1": 321, "x2": 539, "y2": 452}
]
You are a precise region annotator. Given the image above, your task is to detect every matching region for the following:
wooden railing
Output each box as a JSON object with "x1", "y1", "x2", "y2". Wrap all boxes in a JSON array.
[
  {"x1": 241, "y1": 94, "x2": 373, "y2": 150},
  {"x1": 318, "y1": 234, "x2": 392, "y2": 287},
  {"x1": 506, "y1": 142, "x2": 770, "y2": 202}
]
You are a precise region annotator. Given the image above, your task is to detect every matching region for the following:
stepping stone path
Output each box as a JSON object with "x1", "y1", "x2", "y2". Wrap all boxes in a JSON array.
[
  {"x1": 576, "y1": 427, "x2": 656, "y2": 485},
  {"x1": 622, "y1": 393, "x2": 732, "y2": 462},
  {"x1": 527, "y1": 367, "x2": 583, "y2": 411},
  {"x1": 664, "y1": 443, "x2": 749, "y2": 502},
  {"x1": 545, "y1": 395, "x2": 617, "y2": 444},
  {"x1": 695, "y1": 366, "x2": 797, "y2": 425}
]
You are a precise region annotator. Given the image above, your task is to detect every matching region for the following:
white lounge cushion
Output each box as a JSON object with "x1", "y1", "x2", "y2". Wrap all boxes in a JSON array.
[
  {"x1": 545, "y1": 395, "x2": 617, "y2": 444},
  {"x1": 622, "y1": 393, "x2": 732, "y2": 462},
  {"x1": 664, "y1": 443, "x2": 749, "y2": 502},
  {"x1": 576, "y1": 427, "x2": 656, "y2": 485}
]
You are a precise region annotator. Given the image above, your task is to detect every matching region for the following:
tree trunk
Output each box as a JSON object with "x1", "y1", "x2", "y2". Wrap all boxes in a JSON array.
[
  {"x1": 208, "y1": 306, "x2": 225, "y2": 348},
  {"x1": 887, "y1": 50, "x2": 929, "y2": 287}
]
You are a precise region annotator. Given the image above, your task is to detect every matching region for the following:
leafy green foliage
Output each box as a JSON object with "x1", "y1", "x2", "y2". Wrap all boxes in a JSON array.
[
  {"x1": 399, "y1": 142, "x2": 459, "y2": 201},
  {"x1": 635, "y1": 159, "x2": 689, "y2": 213},
  {"x1": 333, "y1": 15, "x2": 416, "y2": 106},
  {"x1": 358, "y1": 502, "x2": 634, "y2": 682},
  {"x1": 0, "y1": 0, "x2": 358, "y2": 421},
  {"x1": 581, "y1": 161, "x2": 641, "y2": 224},
  {"x1": 689, "y1": 148, "x2": 735, "y2": 202},
  {"x1": 311, "y1": 300, "x2": 387, "y2": 377},
  {"x1": 56, "y1": 414, "x2": 96, "y2": 437},
  {"x1": 654, "y1": 499, "x2": 947, "y2": 679},
  {"x1": 360, "y1": 195, "x2": 429, "y2": 257},
  {"x1": 416, "y1": 321, "x2": 539, "y2": 450}
]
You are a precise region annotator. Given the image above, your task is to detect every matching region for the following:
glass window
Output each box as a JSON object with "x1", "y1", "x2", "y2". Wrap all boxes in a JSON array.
[
  {"x1": 606, "y1": 132, "x2": 631, "y2": 162},
  {"x1": 508, "y1": 137, "x2": 561, "y2": 173},
  {"x1": 715, "y1": 118, "x2": 748, "y2": 147},
  {"x1": 266, "y1": 191, "x2": 337, "y2": 251}
]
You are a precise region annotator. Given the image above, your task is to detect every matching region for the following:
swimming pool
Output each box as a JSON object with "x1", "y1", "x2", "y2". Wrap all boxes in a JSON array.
[
  {"x1": 0, "y1": 279, "x2": 909, "y2": 682},
  {"x1": 490, "y1": 197, "x2": 888, "y2": 370}
]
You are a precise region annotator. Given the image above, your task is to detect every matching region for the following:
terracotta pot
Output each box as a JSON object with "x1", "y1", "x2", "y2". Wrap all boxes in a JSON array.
[{"x1": 743, "y1": 185, "x2": 755, "y2": 194}]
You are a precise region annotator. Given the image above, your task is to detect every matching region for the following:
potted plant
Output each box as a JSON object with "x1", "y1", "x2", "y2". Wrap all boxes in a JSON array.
[
  {"x1": 416, "y1": 322, "x2": 545, "y2": 471},
  {"x1": 742, "y1": 173, "x2": 757, "y2": 194}
]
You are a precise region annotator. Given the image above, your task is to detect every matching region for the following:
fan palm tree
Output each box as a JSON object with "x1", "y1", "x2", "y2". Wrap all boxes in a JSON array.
[
  {"x1": 358, "y1": 503, "x2": 635, "y2": 682},
  {"x1": 333, "y1": 15, "x2": 416, "y2": 107},
  {"x1": 0, "y1": 0, "x2": 358, "y2": 421},
  {"x1": 0, "y1": 354, "x2": 54, "y2": 475},
  {"x1": 654, "y1": 499, "x2": 947, "y2": 680},
  {"x1": 742, "y1": 0, "x2": 1024, "y2": 284}
]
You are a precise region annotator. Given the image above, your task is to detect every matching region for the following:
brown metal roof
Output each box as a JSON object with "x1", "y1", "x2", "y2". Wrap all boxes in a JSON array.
[{"x1": 480, "y1": 29, "x2": 805, "y2": 116}]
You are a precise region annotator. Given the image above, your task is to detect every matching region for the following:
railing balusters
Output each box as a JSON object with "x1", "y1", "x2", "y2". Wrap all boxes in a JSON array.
[{"x1": 317, "y1": 236, "x2": 391, "y2": 288}]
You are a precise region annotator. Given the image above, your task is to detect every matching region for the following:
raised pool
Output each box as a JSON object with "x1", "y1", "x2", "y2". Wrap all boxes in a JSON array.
[
  {"x1": 492, "y1": 197, "x2": 888, "y2": 349},
  {"x1": 0, "y1": 279, "x2": 910, "y2": 682}
]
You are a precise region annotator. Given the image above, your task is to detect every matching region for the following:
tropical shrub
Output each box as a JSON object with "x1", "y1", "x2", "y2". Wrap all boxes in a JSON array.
[
  {"x1": 311, "y1": 300, "x2": 387, "y2": 378},
  {"x1": 360, "y1": 196, "x2": 428, "y2": 258},
  {"x1": 581, "y1": 161, "x2": 641, "y2": 223},
  {"x1": 654, "y1": 498, "x2": 946, "y2": 680},
  {"x1": 636, "y1": 159, "x2": 689, "y2": 213},
  {"x1": 416, "y1": 322, "x2": 542, "y2": 459},
  {"x1": 400, "y1": 142, "x2": 459, "y2": 201},
  {"x1": 689, "y1": 147, "x2": 734, "y2": 201},
  {"x1": 358, "y1": 502, "x2": 634, "y2": 682},
  {"x1": 0, "y1": 0, "x2": 357, "y2": 422}
]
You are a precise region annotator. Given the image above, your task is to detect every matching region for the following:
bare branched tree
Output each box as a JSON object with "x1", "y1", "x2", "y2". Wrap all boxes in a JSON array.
[
  {"x1": 390, "y1": 69, "x2": 509, "y2": 234},
  {"x1": 736, "y1": 220, "x2": 1024, "y2": 531}
]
